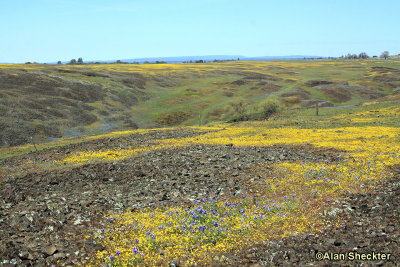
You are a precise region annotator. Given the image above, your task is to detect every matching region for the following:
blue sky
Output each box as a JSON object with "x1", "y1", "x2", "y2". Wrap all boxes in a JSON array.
[{"x1": 0, "y1": 0, "x2": 399, "y2": 63}]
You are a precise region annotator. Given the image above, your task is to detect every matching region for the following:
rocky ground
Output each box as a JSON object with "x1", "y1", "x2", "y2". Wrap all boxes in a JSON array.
[
  {"x1": 0, "y1": 129, "x2": 399, "y2": 266},
  {"x1": 236, "y1": 170, "x2": 400, "y2": 267}
]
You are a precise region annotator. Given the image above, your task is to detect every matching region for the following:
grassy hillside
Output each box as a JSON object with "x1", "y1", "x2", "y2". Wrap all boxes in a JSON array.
[{"x1": 1, "y1": 59, "x2": 399, "y2": 147}]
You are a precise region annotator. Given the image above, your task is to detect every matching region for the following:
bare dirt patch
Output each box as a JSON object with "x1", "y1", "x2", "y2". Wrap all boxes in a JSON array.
[
  {"x1": 157, "y1": 111, "x2": 192, "y2": 126},
  {"x1": 281, "y1": 88, "x2": 312, "y2": 100},
  {"x1": 314, "y1": 85, "x2": 353, "y2": 102},
  {"x1": 231, "y1": 71, "x2": 282, "y2": 86},
  {"x1": 315, "y1": 85, "x2": 385, "y2": 103},
  {"x1": 119, "y1": 73, "x2": 147, "y2": 89},
  {"x1": 370, "y1": 66, "x2": 400, "y2": 83},
  {"x1": 304, "y1": 80, "x2": 348, "y2": 87},
  {"x1": 251, "y1": 81, "x2": 283, "y2": 93},
  {"x1": 151, "y1": 74, "x2": 178, "y2": 87}
]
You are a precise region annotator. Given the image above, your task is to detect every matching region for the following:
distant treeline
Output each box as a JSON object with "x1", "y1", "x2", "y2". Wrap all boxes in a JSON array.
[
  {"x1": 25, "y1": 58, "x2": 242, "y2": 65},
  {"x1": 337, "y1": 51, "x2": 391, "y2": 60},
  {"x1": 182, "y1": 58, "x2": 240, "y2": 63},
  {"x1": 24, "y1": 52, "x2": 398, "y2": 65},
  {"x1": 24, "y1": 58, "x2": 230, "y2": 65},
  {"x1": 66, "y1": 58, "x2": 140, "y2": 65}
]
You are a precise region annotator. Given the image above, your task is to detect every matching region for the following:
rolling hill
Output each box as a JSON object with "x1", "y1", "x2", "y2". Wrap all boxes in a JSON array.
[{"x1": 0, "y1": 59, "x2": 399, "y2": 147}]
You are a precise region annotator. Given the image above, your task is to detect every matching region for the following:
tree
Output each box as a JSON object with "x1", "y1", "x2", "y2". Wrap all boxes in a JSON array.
[
  {"x1": 77, "y1": 57, "x2": 83, "y2": 64},
  {"x1": 69, "y1": 59, "x2": 77, "y2": 64},
  {"x1": 345, "y1": 53, "x2": 358, "y2": 59},
  {"x1": 380, "y1": 51, "x2": 389, "y2": 59},
  {"x1": 358, "y1": 52, "x2": 369, "y2": 59},
  {"x1": 57, "y1": 61, "x2": 62, "y2": 64}
]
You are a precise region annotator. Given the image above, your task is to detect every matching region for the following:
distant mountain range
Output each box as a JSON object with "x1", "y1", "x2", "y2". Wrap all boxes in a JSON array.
[{"x1": 81, "y1": 55, "x2": 323, "y2": 64}]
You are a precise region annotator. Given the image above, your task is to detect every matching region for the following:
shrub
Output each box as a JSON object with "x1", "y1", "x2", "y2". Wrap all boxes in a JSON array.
[
  {"x1": 230, "y1": 101, "x2": 249, "y2": 122},
  {"x1": 257, "y1": 98, "x2": 282, "y2": 119},
  {"x1": 229, "y1": 98, "x2": 282, "y2": 122}
]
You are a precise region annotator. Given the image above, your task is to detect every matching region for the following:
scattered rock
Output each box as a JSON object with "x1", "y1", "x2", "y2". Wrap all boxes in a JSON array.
[
  {"x1": 53, "y1": 252, "x2": 66, "y2": 259},
  {"x1": 2, "y1": 128, "x2": 394, "y2": 266},
  {"x1": 43, "y1": 245, "x2": 57, "y2": 256},
  {"x1": 233, "y1": 174, "x2": 400, "y2": 265},
  {"x1": 169, "y1": 259, "x2": 179, "y2": 267}
]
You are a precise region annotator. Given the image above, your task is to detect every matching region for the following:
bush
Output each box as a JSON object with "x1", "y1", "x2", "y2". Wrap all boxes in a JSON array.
[
  {"x1": 229, "y1": 98, "x2": 282, "y2": 122},
  {"x1": 234, "y1": 101, "x2": 248, "y2": 120},
  {"x1": 257, "y1": 98, "x2": 281, "y2": 119}
]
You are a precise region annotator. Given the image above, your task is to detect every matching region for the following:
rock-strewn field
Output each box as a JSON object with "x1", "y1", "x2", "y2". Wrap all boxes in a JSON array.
[{"x1": 0, "y1": 128, "x2": 399, "y2": 266}]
